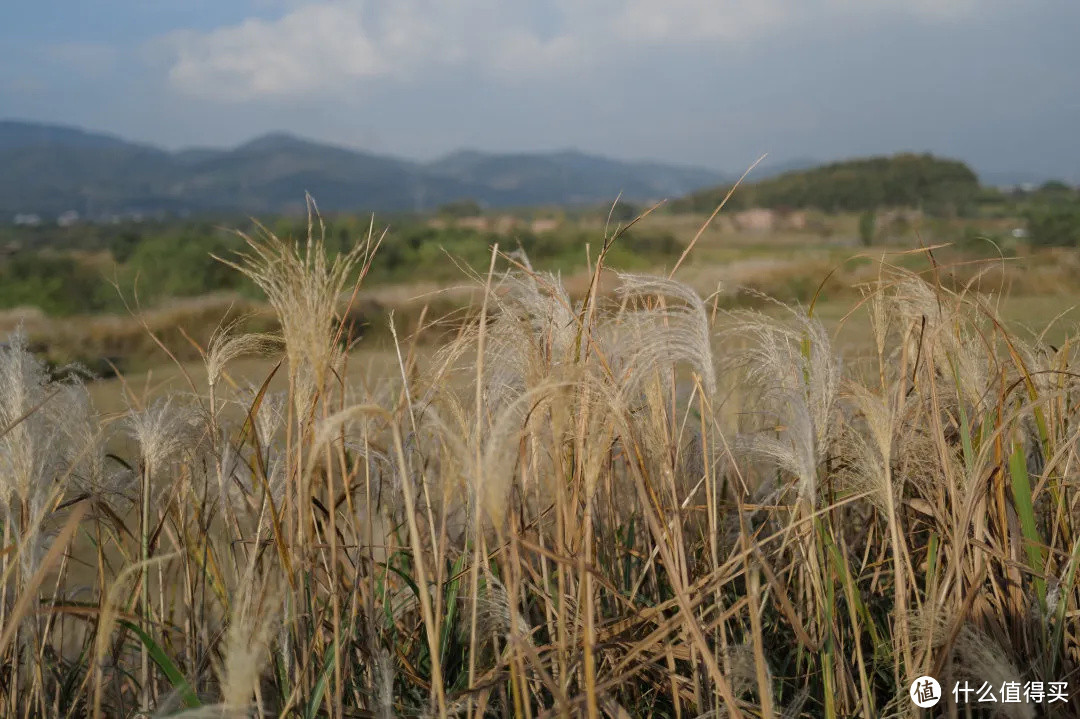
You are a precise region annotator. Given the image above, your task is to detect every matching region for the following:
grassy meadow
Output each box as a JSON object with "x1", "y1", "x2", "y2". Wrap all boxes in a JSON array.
[{"x1": 3, "y1": 201, "x2": 1080, "y2": 719}]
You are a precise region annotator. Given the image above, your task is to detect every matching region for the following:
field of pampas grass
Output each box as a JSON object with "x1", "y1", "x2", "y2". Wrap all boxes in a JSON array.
[{"x1": 2, "y1": 207, "x2": 1080, "y2": 719}]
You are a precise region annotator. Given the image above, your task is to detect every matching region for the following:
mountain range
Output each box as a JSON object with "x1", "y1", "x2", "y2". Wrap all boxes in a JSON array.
[{"x1": 0, "y1": 120, "x2": 728, "y2": 218}]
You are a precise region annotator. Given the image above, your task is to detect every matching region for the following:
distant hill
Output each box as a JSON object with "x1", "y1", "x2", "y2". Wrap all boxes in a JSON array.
[
  {"x1": 427, "y1": 149, "x2": 724, "y2": 206},
  {"x1": 673, "y1": 153, "x2": 983, "y2": 214},
  {"x1": 0, "y1": 120, "x2": 727, "y2": 218},
  {"x1": 0, "y1": 122, "x2": 149, "y2": 152}
]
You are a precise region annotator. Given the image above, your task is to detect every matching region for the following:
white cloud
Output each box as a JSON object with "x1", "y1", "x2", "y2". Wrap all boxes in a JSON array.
[
  {"x1": 164, "y1": 0, "x2": 990, "y2": 101},
  {"x1": 168, "y1": 3, "x2": 384, "y2": 100}
]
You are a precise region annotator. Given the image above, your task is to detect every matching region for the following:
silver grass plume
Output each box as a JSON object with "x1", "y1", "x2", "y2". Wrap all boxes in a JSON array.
[
  {"x1": 613, "y1": 273, "x2": 717, "y2": 400},
  {"x1": 472, "y1": 567, "x2": 530, "y2": 644},
  {"x1": 219, "y1": 562, "x2": 284, "y2": 715},
  {"x1": 724, "y1": 307, "x2": 841, "y2": 505},
  {"x1": 951, "y1": 623, "x2": 1034, "y2": 719},
  {"x1": 0, "y1": 330, "x2": 97, "y2": 575},
  {"x1": 914, "y1": 611, "x2": 1035, "y2": 719},
  {"x1": 126, "y1": 397, "x2": 197, "y2": 480},
  {"x1": 373, "y1": 645, "x2": 395, "y2": 719},
  {"x1": 205, "y1": 320, "x2": 277, "y2": 418},
  {"x1": 166, "y1": 564, "x2": 284, "y2": 718},
  {"x1": 218, "y1": 205, "x2": 372, "y2": 417},
  {"x1": 719, "y1": 643, "x2": 771, "y2": 700},
  {"x1": 58, "y1": 383, "x2": 127, "y2": 509},
  {"x1": 476, "y1": 382, "x2": 567, "y2": 524},
  {"x1": 474, "y1": 269, "x2": 579, "y2": 413},
  {"x1": 206, "y1": 323, "x2": 274, "y2": 390},
  {"x1": 890, "y1": 277, "x2": 993, "y2": 414},
  {"x1": 840, "y1": 383, "x2": 905, "y2": 512}
]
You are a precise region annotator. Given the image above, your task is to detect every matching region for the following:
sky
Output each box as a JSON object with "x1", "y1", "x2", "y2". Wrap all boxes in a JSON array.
[{"x1": 2, "y1": 0, "x2": 1078, "y2": 182}]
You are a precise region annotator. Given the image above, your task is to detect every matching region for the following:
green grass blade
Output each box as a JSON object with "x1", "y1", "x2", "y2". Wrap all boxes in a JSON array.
[
  {"x1": 1009, "y1": 441, "x2": 1046, "y2": 604},
  {"x1": 440, "y1": 553, "x2": 466, "y2": 663},
  {"x1": 116, "y1": 619, "x2": 201, "y2": 709},
  {"x1": 305, "y1": 640, "x2": 338, "y2": 719}
]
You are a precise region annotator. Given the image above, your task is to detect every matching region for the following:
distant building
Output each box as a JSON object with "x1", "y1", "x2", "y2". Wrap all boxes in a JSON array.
[
  {"x1": 493, "y1": 215, "x2": 519, "y2": 235},
  {"x1": 733, "y1": 208, "x2": 776, "y2": 232},
  {"x1": 13, "y1": 213, "x2": 41, "y2": 226},
  {"x1": 530, "y1": 218, "x2": 560, "y2": 234},
  {"x1": 876, "y1": 208, "x2": 923, "y2": 235},
  {"x1": 882, "y1": 208, "x2": 923, "y2": 224},
  {"x1": 780, "y1": 210, "x2": 809, "y2": 231},
  {"x1": 57, "y1": 210, "x2": 80, "y2": 227},
  {"x1": 106, "y1": 210, "x2": 145, "y2": 224},
  {"x1": 456, "y1": 216, "x2": 490, "y2": 232}
]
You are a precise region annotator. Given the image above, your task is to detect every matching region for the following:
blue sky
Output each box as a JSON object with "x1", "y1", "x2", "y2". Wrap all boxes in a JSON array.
[{"x1": 2, "y1": 0, "x2": 1078, "y2": 181}]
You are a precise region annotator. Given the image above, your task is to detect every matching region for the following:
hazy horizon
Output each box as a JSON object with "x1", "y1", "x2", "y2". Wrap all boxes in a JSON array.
[
  {"x1": 1, "y1": 116, "x2": 1068, "y2": 190},
  {"x1": 4, "y1": 1, "x2": 1079, "y2": 183}
]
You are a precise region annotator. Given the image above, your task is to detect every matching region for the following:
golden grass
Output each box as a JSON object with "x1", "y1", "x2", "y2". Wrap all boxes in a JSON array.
[{"x1": 1, "y1": 212, "x2": 1080, "y2": 719}]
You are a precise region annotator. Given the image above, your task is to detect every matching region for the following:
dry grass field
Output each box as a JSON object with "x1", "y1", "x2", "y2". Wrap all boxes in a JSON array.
[{"x1": 3, "y1": 210, "x2": 1080, "y2": 718}]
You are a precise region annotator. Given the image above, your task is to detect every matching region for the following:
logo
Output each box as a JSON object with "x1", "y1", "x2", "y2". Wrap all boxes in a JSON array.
[{"x1": 911, "y1": 676, "x2": 942, "y2": 708}]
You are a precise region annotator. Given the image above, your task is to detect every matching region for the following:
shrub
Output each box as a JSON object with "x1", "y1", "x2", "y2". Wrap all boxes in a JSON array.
[
  {"x1": 1026, "y1": 203, "x2": 1080, "y2": 247},
  {"x1": 0, "y1": 252, "x2": 116, "y2": 315},
  {"x1": 123, "y1": 229, "x2": 251, "y2": 299}
]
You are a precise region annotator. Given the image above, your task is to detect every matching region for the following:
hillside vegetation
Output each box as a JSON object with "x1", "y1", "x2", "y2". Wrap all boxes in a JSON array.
[{"x1": 674, "y1": 153, "x2": 984, "y2": 214}]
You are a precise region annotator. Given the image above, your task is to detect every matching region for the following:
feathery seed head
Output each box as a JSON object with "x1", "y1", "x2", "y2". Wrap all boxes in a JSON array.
[
  {"x1": 205, "y1": 320, "x2": 277, "y2": 392},
  {"x1": 0, "y1": 330, "x2": 98, "y2": 516},
  {"x1": 724, "y1": 307, "x2": 841, "y2": 504},
  {"x1": 613, "y1": 272, "x2": 717, "y2": 399},
  {"x1": 127, "y1": 397, "x2": 197, "y2": 476},
  {"x1": 219, "y1": 212, "x2": 372, "y2": 416}
]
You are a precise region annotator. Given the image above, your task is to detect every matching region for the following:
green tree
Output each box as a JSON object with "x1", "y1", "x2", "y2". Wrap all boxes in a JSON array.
[
  {"x1": 1026, "y1": 204, "x2": 1080, "y2": 247},
  {"x1": 124, "y1": 230, "x2": 248, "y2": 299},
  {"x1": 109, "y1": 229, "x2": 143, "y2": 263},
  {"x1": 0, "y1": 253, "x2": 115, "y2": 315},
  {"x1": 674, "y1": 153, "x2": 981, "y2": 216},
  {"x1": 608, "y1": 201, "x2": 640, "y2": 223},
  {"x1": 437, "y1": 199, "x2": 483, "y2": 218}
]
